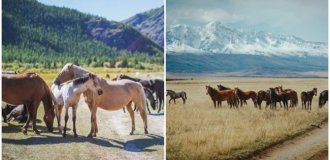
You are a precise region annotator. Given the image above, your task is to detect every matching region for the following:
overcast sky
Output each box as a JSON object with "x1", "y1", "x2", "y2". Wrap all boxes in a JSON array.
[
  {"x1": 38, "y1": 0, "x2": 163, "y2": 21},
  {"x1": 167, "y1": 0, "x2": 328, "y2": 42}
]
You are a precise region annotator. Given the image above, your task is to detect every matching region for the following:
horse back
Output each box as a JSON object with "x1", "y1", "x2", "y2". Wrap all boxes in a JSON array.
[{"x1": 2, "y1": 73, "x2": 47, "y2": 104}]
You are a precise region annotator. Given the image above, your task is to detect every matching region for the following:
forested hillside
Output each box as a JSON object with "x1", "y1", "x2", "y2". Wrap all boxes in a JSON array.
[{"x1": 2, "y1": 0, "x2": 163, "y2": 69}]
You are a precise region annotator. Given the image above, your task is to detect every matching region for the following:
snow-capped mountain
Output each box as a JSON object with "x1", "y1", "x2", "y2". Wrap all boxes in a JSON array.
[{"x1": 167, "y1": 21, "x2": 327, "y2": 57}]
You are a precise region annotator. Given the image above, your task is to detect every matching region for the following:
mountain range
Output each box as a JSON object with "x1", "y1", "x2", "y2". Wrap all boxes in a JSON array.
[
  {"x1": 167, "y1": 22, "x2": 328, "y2": 77},
  {"x1": 3, "y1": 0, "x2": 163, "y2": 67},
  {"x1": 123, "y1": 6, "x2": 164, "y2": 47}
]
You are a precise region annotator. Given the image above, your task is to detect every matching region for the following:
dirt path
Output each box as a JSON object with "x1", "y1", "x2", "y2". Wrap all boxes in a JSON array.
[
  {"x1": 253, "y1": 122, "x2": 328, "y2": 160},
  {"x1": 2, "y1": 97, "x2": 164, "y2": 160}
]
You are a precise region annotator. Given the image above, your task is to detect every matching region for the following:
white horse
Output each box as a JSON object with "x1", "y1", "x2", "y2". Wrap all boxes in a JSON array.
[
  {"x1": 53, "y1": 63, "x2": 148, "y2": 137},
  {"x1": 52, "y1": 73, "x2": 103, "y2": 137}
]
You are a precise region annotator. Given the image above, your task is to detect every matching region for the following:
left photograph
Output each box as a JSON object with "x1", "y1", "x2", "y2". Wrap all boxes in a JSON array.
[{"x1": 2, "y1": 0, "x2": 164, "y2": 159}]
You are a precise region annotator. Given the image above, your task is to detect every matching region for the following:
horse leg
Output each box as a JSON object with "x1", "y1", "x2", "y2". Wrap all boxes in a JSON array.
[
  {"x1": 72, "y1": 106, "x2": 78, "y2": 137},
  {"x1": 169, "y1": 98, "x2": 172, "y2": 104},
  {"x1": 55, "y1": 104, "x2": 63, "y2": 134},
  {"x1": 126, "y1": 102, "x2": 135, "y2": 135},
  {"x1": 63, "y1": 106, "x2": 69, "y2": 137},
  {"x1": 138, "y1": 105, "x2": 148, "y2": 134},
  {"x1": 173, "y1": 99, "x2": 176, "y2": 104},
  {"x1": 157, "y1": 98, "x2": 163, "y2": 113},
  {"x1": 31, "y1": 101, "x2": 41, "y2": 135},
  {"x1": 123, "y1": 108, "x2": 126, "y2": 113},
  {"x1": 213, "y1": 100, "x2": 216, "y2": 108},
  {"x1": 182, "y1": 97, "x2": 185, "y2": 104},
  {"x1": 22, "y1": 103, "x2": 32, "y2": 135}
]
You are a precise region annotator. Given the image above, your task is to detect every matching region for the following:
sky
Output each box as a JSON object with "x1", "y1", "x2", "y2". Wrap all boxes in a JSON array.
[
  {"x1": 38, "y1": 0, "x2": 163, "y2": 21},
  {"x1": 167, "y1": 0, "x2": 328, "y2": 42}
]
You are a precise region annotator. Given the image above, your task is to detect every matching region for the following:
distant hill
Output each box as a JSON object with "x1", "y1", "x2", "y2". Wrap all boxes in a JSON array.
[
  {"x1": 123, "y1": 6, "x2": 164, "y2": 47},
  {"x1": 2, "y1": 0, "x2": 163, "y2": 68}
]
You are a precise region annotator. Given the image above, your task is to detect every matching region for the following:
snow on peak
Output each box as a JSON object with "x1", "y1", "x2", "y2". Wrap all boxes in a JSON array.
[{"x1": 167, "y1": 22, "x2": 328, "y2": 57}]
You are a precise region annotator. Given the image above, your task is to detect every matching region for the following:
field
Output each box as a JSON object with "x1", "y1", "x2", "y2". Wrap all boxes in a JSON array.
[
  {"x1": 2, "y1": 68, "x2": 164, "y2": 160},
  {"x1": 166, "y1": 77, "x2": 328, "y2": 160}
]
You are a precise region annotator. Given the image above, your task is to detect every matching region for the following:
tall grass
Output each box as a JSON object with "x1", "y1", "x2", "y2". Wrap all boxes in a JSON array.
[{"x1": 166, "y1": 78, "x2": 328, "y2": 160}]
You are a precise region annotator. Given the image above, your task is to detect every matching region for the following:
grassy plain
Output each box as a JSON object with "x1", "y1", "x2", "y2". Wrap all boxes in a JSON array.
[{"x1": 166, "y1": 77, "x2": 328, "y2": 160}]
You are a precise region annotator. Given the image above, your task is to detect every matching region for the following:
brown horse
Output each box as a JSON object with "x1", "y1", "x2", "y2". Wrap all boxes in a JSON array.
[
  {"x1": 301, "y1": 88, "x2": 317, "y2": 110},
  {"x1": 206, "y1": 85, "x2": 236, "y2": 108},
  {"x1": 234, "y1": 88, "x2": 257, "y2": 107},
  {"x1": 217, "y1": 85, "x2": 239, "y2": 108},
  {"x1": 277, "y1": 86, "x2": 298, "y2": 108},
  {"x1": 257, "y1": 90, "x2": 271, "y2": 109},
  {"x1": 2, "y1": 73, "x2": 56, "y2": 134}
]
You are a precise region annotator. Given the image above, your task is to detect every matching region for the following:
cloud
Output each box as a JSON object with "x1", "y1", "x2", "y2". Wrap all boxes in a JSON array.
[{"x1": 167, "y1": 0, "x2": 328, "y2": 42}]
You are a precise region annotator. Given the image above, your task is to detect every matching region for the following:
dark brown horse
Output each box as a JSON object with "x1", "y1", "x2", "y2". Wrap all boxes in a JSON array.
[
  {"x1": 257, "y1": 90, "x2": 271, "y2": 109},
  {"x1": 2, "y1": 73, "x2": 56, "y2": 134},
  {"x1": 206, "y1": 86, "x2": 236, "y2": 108},
  {"x1": 115, "y1": 74, "x2": 164, "y2": 113},
  {"x1": 234, "y1": 88, "x2": 257, "y2": 107},
  {"x1": 277, "y1": 86, "x2": 298, "y2": 107},
  {"x1": 301, "y1": 88, "x2": 317, "y2": 110},
  {"x1": 269, "y1": 88, "x2": 288, "y2": 110},
  {"x1": 319, "y1": 90, "x2": 328, "y2": 108}
]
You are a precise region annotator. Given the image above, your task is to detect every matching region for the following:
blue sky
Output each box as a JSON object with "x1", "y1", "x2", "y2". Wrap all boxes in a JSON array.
[
  {"x1": 38, "y1": 0, "x2": 163, "y2": 21},
  {"x1": 167, "y1": 0, "x2": 328, "y2": 42}
]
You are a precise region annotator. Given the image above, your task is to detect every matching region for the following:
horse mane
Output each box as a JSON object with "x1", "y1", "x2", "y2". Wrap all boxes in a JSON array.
[
  {"x1": 166, "y1": 89, "x2": 175, "y2": 93},
  {"x1": 73, "y1": 76, "x2": 90, "y2": 85}
]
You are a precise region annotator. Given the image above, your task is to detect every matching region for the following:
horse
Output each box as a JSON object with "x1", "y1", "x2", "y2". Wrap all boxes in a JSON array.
[
  {"x1": 257, "y1": 90, "x2": 271, "y2": 109},
  {"x1": 206, "y1": 85, "x2": 236, "y2": 108},
  {"x1": 217, "y1": 85, "x2": 240, "y2": 108},
  {"x1": 115, "y1": 74, "x2": 164, "y2": 113},
  {"x1": 6, "y1": 104, "x2": 28, "y2": 123},
  {"x1": 53, "y1": 63, "x2": 148, "y2": 137},
  {"x1": 301, "y1": 88, "x2": 317, "y2": 110},
  {"x1": 319, "y1": 90, "x2": 328, "y2": 108},
  {"x1": 269, "y1": 88, "x2": 288, "y2": 110},
  {"x1": 52, "y1": 73, "x2": 103, "y2": 137},
  {"x1": 166, "y1": 90, "x2": 187, "y2": 104},
  {"x1": 234, "y1": 88, "x2": 257, "y2": 108},
  {"x1": 2, "y1": 73, "x2": 56, "y2": 134},
  {"x1": 277, "y1": 86, "x2": 298, "y2": 107}
]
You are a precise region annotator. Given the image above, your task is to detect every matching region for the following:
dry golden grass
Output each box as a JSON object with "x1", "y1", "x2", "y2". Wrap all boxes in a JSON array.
[{"x1": 166, "y1": 77, "x2": 328, "y2": 160}]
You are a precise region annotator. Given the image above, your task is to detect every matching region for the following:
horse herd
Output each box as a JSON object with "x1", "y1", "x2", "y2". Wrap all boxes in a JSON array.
[
  {"x1": 167, "y1": 84, "x2": 328, "y2": 111},
  {"x1": 2, "y1": 63, "x2": 164, "y2": 137}
]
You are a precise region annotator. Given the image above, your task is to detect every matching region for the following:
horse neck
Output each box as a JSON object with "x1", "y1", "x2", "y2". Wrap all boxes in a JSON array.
[
  {"x1": 42, "y1": 90, "x2": 53, "y2": 113},
  {"x1": 72, "y1": 80, "x2": 93, "y2": 95},
  {"x1": 73, "y1": 65, "x2": 90, "y2": 78}
]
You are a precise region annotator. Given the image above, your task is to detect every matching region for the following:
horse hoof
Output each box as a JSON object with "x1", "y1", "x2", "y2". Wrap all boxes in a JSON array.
[
  {"x1": 62, "y1": 134, "x2": 66, "y2": 138},
  {"x1": 145, "y1": 130, "x2": 149, "y2": 134},
  {"x1": 22, "y1": 130, "x2": 27, "y2": 135},
  {"x1": 130, "y1": 132, "x2": 134, "y2": 135},
  {"x1": 87, "y1": 134, "x2": 93, "y2": 138},
  {"x1": 74, "y1": 134, "x2": 78, "y2": 138}
]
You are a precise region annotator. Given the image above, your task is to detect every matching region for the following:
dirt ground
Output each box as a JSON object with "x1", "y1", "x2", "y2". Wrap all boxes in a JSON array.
[
  {"x1": 2, "y1": 97, "x2": 164, "y2": 160},
  {"x1": 253, "y1": 121, "x2": 328, "y2": 160}
]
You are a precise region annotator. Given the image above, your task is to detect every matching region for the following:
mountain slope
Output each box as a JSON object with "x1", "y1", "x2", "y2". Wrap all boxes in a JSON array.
[
  {"x1": 167, "y1": 22, "x2": 327, "y2": 57},
  {"x1": 123, "y1": 6, "x2": 164, "y2": 47},
  {"x1": 2, "y1": 0, "x2": 163, "y2": 66}
]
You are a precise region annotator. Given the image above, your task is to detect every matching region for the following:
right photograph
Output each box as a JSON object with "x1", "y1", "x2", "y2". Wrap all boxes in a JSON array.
[{"x1": 166, "y1": 0, "x2": 328, "y2": 159}]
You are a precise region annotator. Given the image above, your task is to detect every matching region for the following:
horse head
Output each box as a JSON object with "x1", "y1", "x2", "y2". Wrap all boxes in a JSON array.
[
  {"x1": 89, "y1": 73, "x2": 103, "y2": 95},
  {"x1": 313, "y1": 88, "x2": 317, "y2": 96}
]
